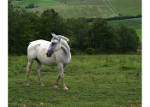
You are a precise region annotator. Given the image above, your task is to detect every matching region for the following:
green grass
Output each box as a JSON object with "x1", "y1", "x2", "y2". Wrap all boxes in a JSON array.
[
  {"x1": 12, "y1": 0, "x2": 141, "y2": 19},
  {"x1": 8, "y1": 55, "x2": 141, "y2": 106},
  {"x1": 12, "y1": 0, "x2": 60, "y2": 7},
  {"x1": 55, "y1": 0, "x2": 106, "y2": 5},
  {"x1": 30, "y1": 5, "x2": 118, "y2": 18},
  {"x1": 109, "y1": 0, "x2": 141, "y2": 16},
  {"x1": 108, "y1": 18, "x2": 142, "y2": 29},
  {"x1": 136, "y1": 29, "x2": 142, "y2": 41}
]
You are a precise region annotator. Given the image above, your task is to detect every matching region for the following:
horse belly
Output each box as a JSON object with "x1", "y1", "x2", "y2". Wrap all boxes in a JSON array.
[
  {"x1": 37, "y1": 54, "x2": 57, "y2": 66},
  {"x1": 42, "y1": 58, "x2": 57, "y2": 66}
]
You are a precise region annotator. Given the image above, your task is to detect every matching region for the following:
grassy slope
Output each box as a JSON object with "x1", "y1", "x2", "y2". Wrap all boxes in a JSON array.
[
  {"x1": 109, "y1": 0, "x2": 141, "y2": 16},
  {"x1": 55, "y1": 0, "x2": 106, "y2": 5},
  {"x1": 108, "y1": 18, "x2": 142, "y2": 29},
  {"x1": 12, "y1": 0, "x2": 141, "y2": 19},
  {"x1": 12, "y1": 0, "x2": 119, "y2": 18},
  {"x1": 136, "y1": 29, "x2": 142, "y2": 41},
  {"x1": 12, "y1": 0, "x2": 60, "y2": 7},
  {"x1": 8, "y1": 55, "x2": 141, "y2": 107},
  {"x1": 30, "y1": 5, "x2": 118, "y2": 18}
]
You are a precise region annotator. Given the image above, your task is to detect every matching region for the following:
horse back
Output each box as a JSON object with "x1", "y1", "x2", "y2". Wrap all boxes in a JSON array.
[{"x1": 27, "y1": 40, "x2": 49, "y2": 60}]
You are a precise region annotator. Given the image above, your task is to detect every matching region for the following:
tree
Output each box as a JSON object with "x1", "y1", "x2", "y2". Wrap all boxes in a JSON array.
[
  {"x1": 116, "y1": 23, "x2": 139, "y2": 53},
  {"x1": 67, "y1": 18, "x2": 89, "y2": 51},
  {"x1": 39, "y1": 9, "x2": 68, "y2": 40},
  {"x1": 8, "y1": 1, "x2": 39, "y2": 55},
  {"x1": 88, "y1": 19, "x2": 119, "y2": 53}
]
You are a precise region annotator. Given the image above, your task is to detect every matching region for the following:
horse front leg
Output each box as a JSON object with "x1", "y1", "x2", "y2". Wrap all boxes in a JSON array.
[
  {"x1": 54, "y1": 63, "x2": 68, "y2": 90},
  {"x1": 53, "y1": 74, "x2": 61, "y2": 90},
  {"x1": 62, "y1": 74, "x2": 68, "y2": 90}
]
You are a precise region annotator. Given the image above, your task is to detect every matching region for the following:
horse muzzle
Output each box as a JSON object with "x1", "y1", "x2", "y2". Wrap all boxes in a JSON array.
[{"x1": 46, "y1": 49, "x2": 54, "y2": 57}]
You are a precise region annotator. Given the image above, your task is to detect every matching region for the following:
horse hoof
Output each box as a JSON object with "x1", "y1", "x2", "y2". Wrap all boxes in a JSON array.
[
  {"x1": 26, "y1": 84, "x2": 30, "y2": 87},
  {"x1": 53, "y1": 86, "x2": 58, "y2": 90},
  {"x1": 41, "y1": 85, "x2": 45, "y2": 88},
  {"x1": 64, "y1": 87, "x2": 68, "y2": 91}
]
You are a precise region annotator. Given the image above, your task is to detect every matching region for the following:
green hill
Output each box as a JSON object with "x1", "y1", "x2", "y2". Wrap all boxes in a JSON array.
[
  {"x1": 109, "y1": 0, "x2": 141, "y2": 16},
  {"x1": 12, "y1": 0, "x2": 60, "y2": 7},
  {"x1": 12, "y1": 0, "x2": 141, "y2": 19}
]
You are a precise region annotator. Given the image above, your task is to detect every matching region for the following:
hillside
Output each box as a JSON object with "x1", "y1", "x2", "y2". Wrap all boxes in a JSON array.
[
  {"x1": 12, "y1": 0, "x2": 141, "y2": 19},
  {"x1": 109, "y1": 0, "x2": 141, "y2": 16}
]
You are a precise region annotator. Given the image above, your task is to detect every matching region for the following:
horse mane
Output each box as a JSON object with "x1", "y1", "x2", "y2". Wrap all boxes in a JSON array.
[
  {"x1": 59, "y1": 35, "x2": 69, "y2": 42},
  {"x1": 51, "y1": 33, "x2": 70, "y2": 51},
  {"x1": 61, "y1": 38, "x2": 70, "y2": 52}
]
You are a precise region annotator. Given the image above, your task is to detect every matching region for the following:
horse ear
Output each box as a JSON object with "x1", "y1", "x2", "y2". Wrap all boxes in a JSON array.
[
  {"x1": 57, "y1": 35, "x2": 61, "y2": 42},
  {"x1": 51, "y1": 33, "x2": 56, "y2": 37}
]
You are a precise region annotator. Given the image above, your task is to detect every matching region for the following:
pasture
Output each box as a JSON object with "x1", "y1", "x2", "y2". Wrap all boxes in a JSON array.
[
  {"x1": 12, "y1": 0, "x2": 141, "y2": 19},
  {"x1": 109, "y1": 0, "x2": 141, "y2": 16},
  {"x1": 12, "y1": 0, "x2": 60, "y2": 7},
  {"x1": 8, "y1": 54, "x2": 141, "y2": 106},
  {"x1": 108, "y1": 18, "x2": 142, "y2": 29}
]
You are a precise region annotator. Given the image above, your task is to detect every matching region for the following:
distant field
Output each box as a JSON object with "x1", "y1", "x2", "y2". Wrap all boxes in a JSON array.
[
  {"x1": 12, "y1": 0, "x2": 60, "y2": 7},
  {"x1": 12, "y1": 0, "x2": 141, "y2": 19},
  {"x1": 29, "y1": 5, "x2": 118, "y2": 18},
  {"x1": 109, "y1": 0, "x2": 141, "y2": 16},
  {"x1": 108, "y1": 18, "x2": 142, "y2": 29},
  {"x1": 136, "y1": 29, "x2": 142, "y2": 41},
  {"x1": 54, "y1": 0, "x2": 106, "y2": 5}
]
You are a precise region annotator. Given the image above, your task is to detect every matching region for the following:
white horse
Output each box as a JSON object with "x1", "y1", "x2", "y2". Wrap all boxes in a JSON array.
[{"x1": 26, "y1": 33, "x2": 71, "y2": 90}]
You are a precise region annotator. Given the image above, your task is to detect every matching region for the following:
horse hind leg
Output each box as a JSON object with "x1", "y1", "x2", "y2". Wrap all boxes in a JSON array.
[
  {"x1": 36, "y1": 61, "x2": 44, "y2": 87},
  {"x1": 26, "y1": 60, "x2": 34, "y2": 86}
]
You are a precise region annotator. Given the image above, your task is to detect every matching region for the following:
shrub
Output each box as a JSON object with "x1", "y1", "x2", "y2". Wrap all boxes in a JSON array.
[
  {"x1": 86, "y1": 47, "x2": 95, "y2": 55},
  {"x1": 71, "y1": 48, "x2": 76, "y2": 55}
]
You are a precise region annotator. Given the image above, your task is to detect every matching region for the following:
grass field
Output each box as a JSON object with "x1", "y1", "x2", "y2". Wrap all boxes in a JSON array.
[
  {"x1": 12, "y1": 0, "x2": 60, "y2": 7},
  {"x1": 30, "y1": 5, "x2": 118, "y2": 18},
  {"x1": 109, "y1": 0, "x2": 141, "y2": 16},
  {"x1": 108, "y1": 18, "x2": 142, "y2": 29},
  {"x1": 55, "y1": 0, "x2": 106, "y2": 5},
  {"x1": 8, "y1": 54, "x2": 141, "y2": 106},
  {"x1": 136, "y1": 29, "x2": 142, "y2": 41},
  {"x1": 12, "y1": 0, "x2": 141, "y2": 19}
]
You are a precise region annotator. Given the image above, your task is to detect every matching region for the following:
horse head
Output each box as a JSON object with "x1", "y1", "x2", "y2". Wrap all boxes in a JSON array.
[{"x1": 46, "y1": 33, "x2": 61, "y2": 57}]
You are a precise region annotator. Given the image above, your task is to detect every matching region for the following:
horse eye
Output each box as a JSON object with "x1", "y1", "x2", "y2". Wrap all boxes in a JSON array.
[{"x1": 52, "y1": 42, "x2": 56, "y2": 45}]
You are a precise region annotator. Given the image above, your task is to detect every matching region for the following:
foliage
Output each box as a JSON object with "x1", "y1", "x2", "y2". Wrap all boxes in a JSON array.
[
  {"x1": 87, "y1": 15, "x2": 142, "y2": 22},
  {"x1": 25, "y1": 3, "x2": 34, "y2": 8},
  {"x1": 70, "y1": 48, "x2": 76, "y2": 55},
  {"x1": 67, "y1": 18, "x2": 89, "y2": 51},
  {"x1": 86, "y1": 47, "x2": 95, "y2": 55},
  {"x1": 8, "y1": 55, "x2": 141, "y2": 106},
  {"x1": 116, "y1": 23, "x2": 139, "y2": 53},
  {"x1": 88, "y1": 20, "x2": 119, "y2": 53}
]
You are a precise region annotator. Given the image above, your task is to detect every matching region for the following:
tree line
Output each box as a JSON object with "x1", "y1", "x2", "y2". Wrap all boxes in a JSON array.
[
  {"x1": 87, "y1": 15, "x2": 142, "y2": 22},
  {"x1": 8, "y1": 0, "x2": 140, "y2": 55}
]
